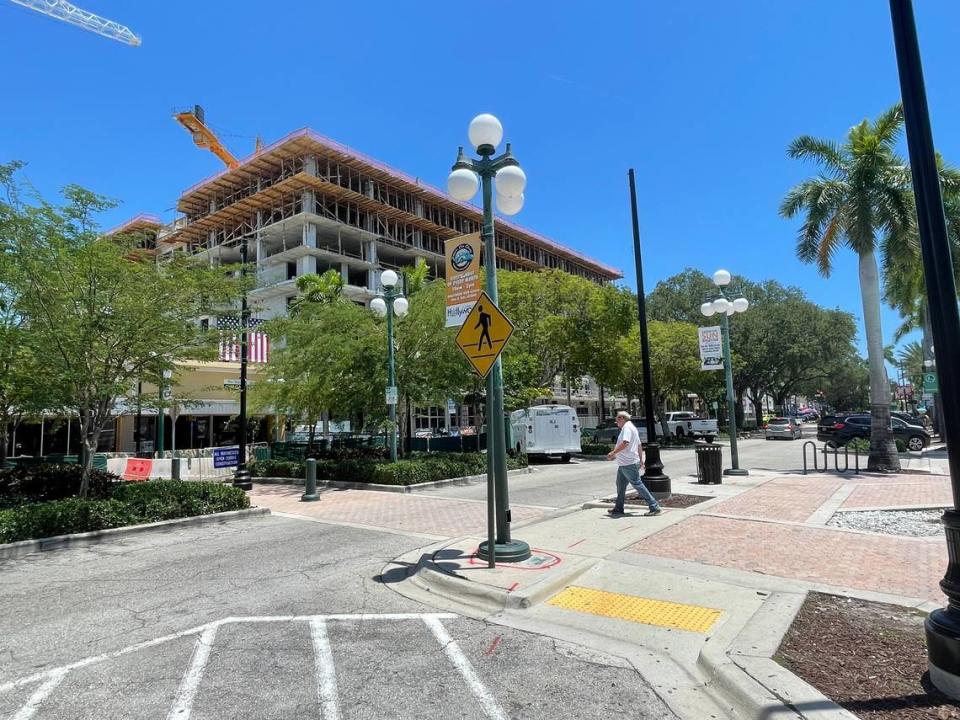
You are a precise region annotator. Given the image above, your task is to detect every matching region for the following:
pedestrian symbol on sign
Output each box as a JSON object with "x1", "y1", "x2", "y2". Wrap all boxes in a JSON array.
[{"x1": 454, "y1": 292, "x2": 514, "y2": 379}]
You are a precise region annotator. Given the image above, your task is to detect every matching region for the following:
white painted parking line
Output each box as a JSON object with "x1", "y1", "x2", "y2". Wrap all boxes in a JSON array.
[
  {"x1": 166, "y1": 625, "x2": 218, "y2": 720},
  {"x1": 423, "y1": 617, "x2": 509, "y2": 720},
  {"x1": 10, "y1": 669, "x2": 66, "y2": 720},
  {"x1": 309, "y1": 619, "x2": 341, "y2": 720}
]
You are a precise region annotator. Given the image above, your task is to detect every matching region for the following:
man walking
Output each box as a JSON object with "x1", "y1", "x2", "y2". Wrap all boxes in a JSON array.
[{"x1": 606, "y1": 411, "x2": 661, "y2": 516}]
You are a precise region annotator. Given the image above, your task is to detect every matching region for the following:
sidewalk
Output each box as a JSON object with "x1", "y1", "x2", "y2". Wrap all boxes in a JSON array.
[{"x1": 248, "y1": 469, "x2": 953, "y2": 719}]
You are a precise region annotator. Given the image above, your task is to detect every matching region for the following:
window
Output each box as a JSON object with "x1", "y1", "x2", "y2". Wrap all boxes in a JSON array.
[
  {"x1": 287, "y1": 262, "x2": 297, "y2": 280},
  {"x1": 200, "y1": 318, "x2": 209, "y2": 331}
]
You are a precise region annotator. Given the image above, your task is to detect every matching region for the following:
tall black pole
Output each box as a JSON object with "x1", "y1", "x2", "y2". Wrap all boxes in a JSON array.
[
  {"x1": 135, "y1": 380, "x2": 142, "y2": 455},
  {"x1": 234, "y1": 238, "x2": 252, "y2": 490},
  {"x1": 889, "y1": 0, "x2": 960, "y2": 697},
  {"x1": 628, "y1": 169, "x2": 670, "y2": 497}
]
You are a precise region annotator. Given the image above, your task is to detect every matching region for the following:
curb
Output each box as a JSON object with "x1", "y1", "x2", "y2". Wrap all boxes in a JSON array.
[
  {"x1": 0, "y1": 507, "x2": 271, "y2": 560},
  {"x1": 697, "y1": 591, "x2": 859, "y2": 719},
  {"x1": 253, "y1": 467, "x2": 533, "y2": 493}
]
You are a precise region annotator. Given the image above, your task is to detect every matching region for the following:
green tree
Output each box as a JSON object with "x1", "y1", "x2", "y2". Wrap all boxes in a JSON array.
[
  {"x1": 2, "y1": 166, "x2": 243, "y2": 494},
  {"x1": 780, "y1": 105, "x2": 912, "y2": 471},
  {"x1": 290, "y1": 268, "x2": 343, "y2": 311}
]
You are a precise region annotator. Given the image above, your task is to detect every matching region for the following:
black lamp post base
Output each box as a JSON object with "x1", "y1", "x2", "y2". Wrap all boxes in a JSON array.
[
  {"x1": 233, "y1": 468, "x2": 253, "y2": 491},
  {"x1": 926, "y1": 608, "x2": 960, "y2": 699},
  {"x1": 642, "y1": 442, "x2": 671, "y2": 499},
  {"x1": 724, "y1": 468, "x2": 749, "y2": 477},
  {"x1": 477, "y1": 539, "x2": 531, "y2": 563}
]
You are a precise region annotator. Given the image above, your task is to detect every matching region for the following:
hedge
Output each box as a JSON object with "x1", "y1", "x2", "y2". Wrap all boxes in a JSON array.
[
  {"x1": 0, "y1": 481, "x2": 250, "y2": 544},
  {"x1": 249, "y1": 452, "x2": 527, "y2": 486},
  {"x1": 579, "y1": 443, "x2": 613, "y2": 456},
  {"x1": 0, "y1": 463, "x2": 122, "y2": 505}
]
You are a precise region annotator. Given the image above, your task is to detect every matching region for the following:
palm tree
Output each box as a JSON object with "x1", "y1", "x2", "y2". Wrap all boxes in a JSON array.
[
  {"x1": 290, "y1": 268, "x2": 344, "y2": 311},
  {"x1": 780, "y1": 105, "x2": 912, "y2": 471}
]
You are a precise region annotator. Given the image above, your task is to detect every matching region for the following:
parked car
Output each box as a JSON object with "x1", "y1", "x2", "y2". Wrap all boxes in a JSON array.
[
  {"x1": 663, "y1": 412, "x2": 718, "y2": 442},
  {"x1": 765, "y1": 417, "x2": 802, "y2": 440},
  {"x1": 593, "y1": 417, "x2": 648, "y2": 444},
  {"x1": 817, "y1": 413, "x2": 931, "y2": 452}
]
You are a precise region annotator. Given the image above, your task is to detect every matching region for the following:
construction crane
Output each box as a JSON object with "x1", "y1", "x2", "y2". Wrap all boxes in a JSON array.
[
  {"x1": 174, "y1": 105, "x2": 240, "y2": 169},
  {"x1": 9, "y1": 0, "x2": 140, "y2": 46}
]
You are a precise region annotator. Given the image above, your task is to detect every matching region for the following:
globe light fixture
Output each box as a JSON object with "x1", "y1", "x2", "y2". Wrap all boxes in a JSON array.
[
  {"x1": 713, "y1": 269, "x2": 732, "y2": 286},
  {"x1": 467, "y1": 113, "x2": 503, "y2": 150},
  {"x1": 393, "y1": 297, "x2": 409, "y2": 317},
  {"x1": 700, "y1": 301, "x2": 716, "y2": 317},
  {"x1": 712, "y1": 298, "x2": 730, "y2": 314},
  {"x1": 447, "y1": 168, "x2": 480, "y2": 201},
  {"x1": 732, "y1": 297, "x2": 749, "y2": 313},
  {"x1": 496, "y1": 192, "x2": 524, "y2": 216},
  {"x1": 495, "y1": 165, "x2": 527, "y2": 198},
  {"x1": 380, "y1": 269, "x2": 399, "y2": 288},
  {"x1": 370, "y1": 297, "x2": 387, "y2": 316}
]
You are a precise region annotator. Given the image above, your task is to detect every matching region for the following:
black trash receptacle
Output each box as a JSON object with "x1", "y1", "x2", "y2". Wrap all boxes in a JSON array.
[{"x1": 695, "y1": 444, "x2": 723, "y2": 484}]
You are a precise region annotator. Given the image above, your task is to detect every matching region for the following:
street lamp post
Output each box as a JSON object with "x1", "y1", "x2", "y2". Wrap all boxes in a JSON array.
[
  {"x1": 627, "y1": 169, "x2": 670, "y2": 497},
  {"x1": 234, "y1": 238, "x2": 253, "y2": 491},
  {"x1": 890, "y1": 1, "x2": 960, "y2": 693},
  {"x1": 370, "y1": 270, "x2": 409, "y2": 463},
  {"x1": 700, "y1": 269, "x2": 749, "y2": 476},
  {"x1": 447, "y1": 113, "x2": 531, "y2": 563}
]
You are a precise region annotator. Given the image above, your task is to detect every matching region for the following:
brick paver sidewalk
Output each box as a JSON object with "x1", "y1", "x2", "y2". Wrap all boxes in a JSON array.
[
  {"x1": 627, "y1": 473, "x2": 952, "y2": 603},
  {"x1": 250, "y1": 484, "x2": 545, "y2": 538}
]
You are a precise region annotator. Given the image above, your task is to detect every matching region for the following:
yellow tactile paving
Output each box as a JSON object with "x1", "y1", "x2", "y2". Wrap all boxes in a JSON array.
[{"x1": 546, "y1": 586, "x2": 722, "y2": 633}]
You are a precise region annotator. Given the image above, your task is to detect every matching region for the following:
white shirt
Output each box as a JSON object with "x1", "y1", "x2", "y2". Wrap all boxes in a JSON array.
[{"x1": 615, "y1": 421, "x2": 642, "y2": 467}]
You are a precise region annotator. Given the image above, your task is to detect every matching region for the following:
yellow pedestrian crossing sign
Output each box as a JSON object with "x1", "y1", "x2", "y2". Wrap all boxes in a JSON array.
[{"x1": 455, "y1": 291, "x2": 514, "y2": 378}]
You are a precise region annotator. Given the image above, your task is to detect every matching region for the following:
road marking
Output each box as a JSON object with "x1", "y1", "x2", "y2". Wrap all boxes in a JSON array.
[
  {"x1": 547, "y1": 586, "x2": 722, "y2": 633},
  {"x1": 310, "y1": 619, "x2": 340, "y2": 720},
  {"x1": 10, "y1": 669, "x2": 66, "y2": 720},
  {"x1": 166, "y1": 625, "x2": 218, "y2": 720},
  {"x1": 423, "y1": 617, "x2": 508, "y2": 720},
  {"x1": 484, "y1": 636, "x2": 501, "y2": 656}
]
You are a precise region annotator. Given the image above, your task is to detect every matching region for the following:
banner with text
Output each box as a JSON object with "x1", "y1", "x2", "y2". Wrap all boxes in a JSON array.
[
  {"x1": 444, "y1": 233, "x2": 482, "y2": 328},
  {"x1": 698, "y1": 326, "x2": 723, "y2": 371}
]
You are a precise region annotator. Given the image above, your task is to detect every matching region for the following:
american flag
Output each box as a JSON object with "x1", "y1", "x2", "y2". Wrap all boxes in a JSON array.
[{"x1": 217, "y1": 316, "x2": 270, "y2": 364}]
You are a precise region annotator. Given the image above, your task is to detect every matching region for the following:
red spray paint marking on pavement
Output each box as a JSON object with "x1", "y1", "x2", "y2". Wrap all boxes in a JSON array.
[
  {"x1": 567, "y1": 539, "x2": 585, "y2": 549},
  {"x1": 506, "y1": 582, "x2": 519, "y2": 593},
  {"x1": 485, "y1": 636, "x2": 502, "y2": 656}
]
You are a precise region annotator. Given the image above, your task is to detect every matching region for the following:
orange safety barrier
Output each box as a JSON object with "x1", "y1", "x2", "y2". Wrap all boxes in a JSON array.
[{"x1": 123, "y1": 458, "x2": 152, "y2": 482}]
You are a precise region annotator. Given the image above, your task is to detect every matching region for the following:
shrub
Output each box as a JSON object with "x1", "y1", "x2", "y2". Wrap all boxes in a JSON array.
[
  {"x1": 110, "y1": 481, "x2": 249, "y2": 522},
  {"x1": 896, "y1": 439, "x2": 907, "y2": 453},
  {"x1": 846, "y1": 438, "x2": 870, "y2": 454},
  {"x1": 0, "y1": 463, "x2": 121, "y2": 503},
  {"x1": 249, "y1": 459, "x2": 304, "y2": 478},
  {"x1": 580, "y1": 443, "x2": 613, "y2": 456},
  {"x1": 0, "y1": 498, "x2": 134, "y2": 543}
]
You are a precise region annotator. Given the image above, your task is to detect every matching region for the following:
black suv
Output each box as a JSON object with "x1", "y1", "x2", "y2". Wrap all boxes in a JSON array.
[{"x1": 817, "y1": 413, "x2": 930, "y2": 452}]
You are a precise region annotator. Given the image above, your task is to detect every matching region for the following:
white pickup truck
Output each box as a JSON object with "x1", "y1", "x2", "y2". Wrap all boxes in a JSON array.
[{"x1": 664, "y1": 412, "x2": 718, "y2": 442}]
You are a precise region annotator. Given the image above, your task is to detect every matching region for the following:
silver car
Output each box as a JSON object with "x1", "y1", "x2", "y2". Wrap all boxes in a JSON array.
[{"x1": 765, "y1": 417, "x2": 802, "y2": 440}]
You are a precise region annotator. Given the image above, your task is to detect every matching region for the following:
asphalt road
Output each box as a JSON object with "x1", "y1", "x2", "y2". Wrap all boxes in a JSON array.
[
  {"x1": 413, "y1": 426, "x2": 817, "y2": 509},
  {"x1": 0, "y1": 514, "x2": 675, "y2": 719}
]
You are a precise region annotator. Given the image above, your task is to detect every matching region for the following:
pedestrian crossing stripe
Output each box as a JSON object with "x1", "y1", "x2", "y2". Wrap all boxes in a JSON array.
[{"x1": 547, "y1": 586, "x2": 722, "y2": 633}]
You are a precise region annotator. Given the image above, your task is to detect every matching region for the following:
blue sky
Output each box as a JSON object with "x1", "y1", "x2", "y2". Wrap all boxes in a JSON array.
[{"x1": 3, "y1": 0, "x2": 959, "y2": 357}]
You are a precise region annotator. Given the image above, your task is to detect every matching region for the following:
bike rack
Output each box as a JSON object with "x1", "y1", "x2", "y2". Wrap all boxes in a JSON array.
[{"x1": 802, "y1": 441, "x2": 860, "y2": 475}]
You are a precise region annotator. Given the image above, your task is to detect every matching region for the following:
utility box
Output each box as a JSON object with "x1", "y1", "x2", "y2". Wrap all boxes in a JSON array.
[{"x1": 695, "y1": 444, "x2": 723, "y2": 484}]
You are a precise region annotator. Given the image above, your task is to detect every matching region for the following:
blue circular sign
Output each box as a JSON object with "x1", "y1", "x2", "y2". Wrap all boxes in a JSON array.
[{"x1": 451, "y1": 243, "x2": 475, "y2": 272}]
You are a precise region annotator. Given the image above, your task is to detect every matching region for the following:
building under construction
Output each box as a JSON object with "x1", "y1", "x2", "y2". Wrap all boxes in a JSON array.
[{"x1": 155, "y1": 127, "x2": 620, "y2": 320}]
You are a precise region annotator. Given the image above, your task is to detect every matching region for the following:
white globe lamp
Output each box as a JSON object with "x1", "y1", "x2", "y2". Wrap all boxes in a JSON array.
[
  {"x1": 496, "y1": 192, "x2": 524, "y2": 216},
  {"x1": 713, "y1": 269, "x2": 732, "y2": 287},
  {"x1": 700, "y1": 302, "x2": 716, "y2": 317},
  {"x1": 732, "y1": 297, "x2": 749, "y2": 313},
  {"x1": 712, "y1": 298, "x2": 730, "y2": 314},
  {"x1": 495, "y1": 165, "x2": 527, "y2": 198},
  {"x1": 393, "y1": 297, "x2": 409, "y2": 317},
  {"x1": 380, "y1": 269, "x2": 399, "y2": 288},
  {"x1": 447, "y1": 168, "x2": 479, "y2": 201},
  {"x1": 468, "y1": 113, "x2": 503, "y2": 150},
  {"x1": 370, "y1": 297, "x2": 387, "y2": 316}
]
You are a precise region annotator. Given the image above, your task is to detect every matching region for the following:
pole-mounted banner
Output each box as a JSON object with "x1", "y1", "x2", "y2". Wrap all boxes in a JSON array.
[
  {"x1": 444, "y1": 233, "x2": 482, "y2": 328},
  {"x1": 698, "y1": 326, "x2": 723, "y2": 371}
]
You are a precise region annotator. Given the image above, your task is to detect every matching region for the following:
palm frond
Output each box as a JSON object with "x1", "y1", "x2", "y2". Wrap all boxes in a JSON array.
[
  {"x1": 873, "y1": 103, "x2": 904, "y2": 148},
  {"x1": 787, "y1": 136, "x2": 846, "y2": 174},
  {"x1": 816, "y1": 213, "x2": 843, "y2": 276}
]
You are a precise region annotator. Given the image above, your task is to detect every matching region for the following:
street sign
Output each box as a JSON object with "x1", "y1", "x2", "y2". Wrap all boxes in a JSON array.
[
  {"x1": 446, "y1": 398, "x2": 457, "y2": 415},
  {"x1": 213, "y1": 446, "x2": 240, "y2": 468},
  {"x1": 223, "y1": 379, "x2": 254, "y2": 390},
  {"x1": 162, "y1": 386, "x2": 173, "y2": 401},
  {"x1": 698, "y1": 326, "x2": 723, "y2": 371},
  {"x1": 444, "y1": 233, "x2": 482, "y2": 328},
  {"x1": 454, "y1": 291, "x2": 515, "y2": 379},
  {"x1": 923, "y1": 372, "x2": 939, "y2": 393},
  {"x1": 385, "y1": 386, "x2": 398, "y2": 405}
]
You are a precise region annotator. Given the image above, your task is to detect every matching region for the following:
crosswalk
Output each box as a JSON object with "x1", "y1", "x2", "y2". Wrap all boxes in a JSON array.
[{"x1": 0, "y1": 614, "x2": 510, "y2": 720}]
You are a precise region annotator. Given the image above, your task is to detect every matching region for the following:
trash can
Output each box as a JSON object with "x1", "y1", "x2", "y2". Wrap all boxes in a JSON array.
[{"x1": 695, "y1": 444, "x2": 723, "y2": 484}]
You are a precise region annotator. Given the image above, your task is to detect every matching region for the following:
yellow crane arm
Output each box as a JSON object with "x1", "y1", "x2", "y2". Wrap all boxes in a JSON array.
[{"x1": 175, "y1": 106, "x2": 239, "y2": 169}]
